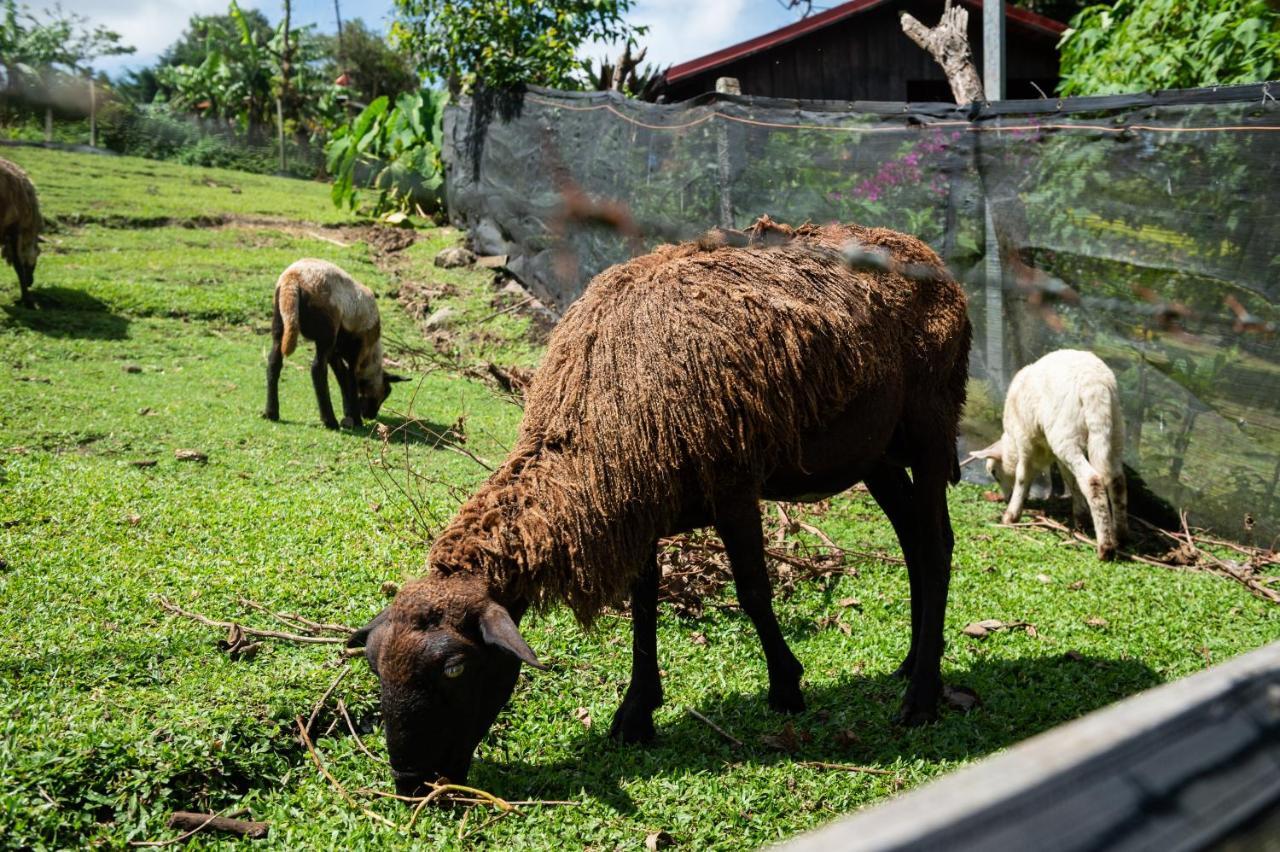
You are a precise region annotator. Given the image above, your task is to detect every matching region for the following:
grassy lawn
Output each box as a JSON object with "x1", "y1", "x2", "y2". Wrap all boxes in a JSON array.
[{"x1": 0, "y1": 149, "x2": 1275, "y2": 849}]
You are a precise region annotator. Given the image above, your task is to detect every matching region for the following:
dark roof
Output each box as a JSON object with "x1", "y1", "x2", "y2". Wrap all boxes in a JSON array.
[{"x1": 665, "y1": 0, "x2": 1067, "y2": 84}]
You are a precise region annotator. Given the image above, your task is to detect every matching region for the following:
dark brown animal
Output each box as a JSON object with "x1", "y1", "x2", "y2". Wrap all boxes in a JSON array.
[
  {"x1": 349, "y1": 219, "x2": 971, "y2": 791},
  {"x1": 0, "y1": 157, "x2": 41, "y2": 307},
  {"x1": 263, "y1": 259, "x2": 406, "y2": 429}
]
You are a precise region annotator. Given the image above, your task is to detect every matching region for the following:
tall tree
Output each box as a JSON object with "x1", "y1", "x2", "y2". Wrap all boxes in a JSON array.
[
  {"x1": 318, "y1": 19, "x2": 417, "y2": 105},
  {"x1": 390, "y1": 0, "x2": 644, "y2": 94}
]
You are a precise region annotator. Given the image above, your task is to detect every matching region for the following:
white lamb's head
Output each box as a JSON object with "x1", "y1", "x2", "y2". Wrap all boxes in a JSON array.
[{"x1": 972, "y1": 439, "x2": 1013, "y2": 497}]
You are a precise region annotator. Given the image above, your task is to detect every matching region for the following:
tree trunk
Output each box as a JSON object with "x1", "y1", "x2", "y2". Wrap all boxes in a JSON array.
[{"x1": 900, "y1": 1, "x2": 985, "y2": 105}]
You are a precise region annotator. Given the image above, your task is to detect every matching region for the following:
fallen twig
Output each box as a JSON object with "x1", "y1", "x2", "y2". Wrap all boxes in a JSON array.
[
  {"x1": 306, "y1": 666, "x2": 351, "y2": 739},
  {"x1": 295, "y1": 717, "x2": 397, "y2": 828},
  {"x1": 688, "y1": 708, "x2": 744, "y2": 747},
  {"x1": 128, "y1": 809, "x2": 264, "y2": 846},
  {"x1": 237, "y1": 597, "x2": 355, "y2": 635},
  {"x1": 337, "y1": 700, "x2": 386, "y2": 765},
  {"x1": 797, "y1": 760, "x2": 897, "y2": 777},
  {"x1": 159, "y1": 597, "x2": 347, "y2": 645}
]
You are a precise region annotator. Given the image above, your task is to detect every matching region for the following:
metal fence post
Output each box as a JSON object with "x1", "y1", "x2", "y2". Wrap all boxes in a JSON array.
[
  {"x1": 982, "y1": 0, "x2": 1006, "y2": 390},
  {"x1": 715, "y1": 77, "x2": 740, "y2": 229}
]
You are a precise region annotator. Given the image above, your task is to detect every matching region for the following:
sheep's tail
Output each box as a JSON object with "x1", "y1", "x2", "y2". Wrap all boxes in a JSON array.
[
  {"x1": 1081, "y1": 381, "x2": 1118, "y2": 481},
  {"x1": 276, "y1": 273, "x2": 301, "y2": 356}
]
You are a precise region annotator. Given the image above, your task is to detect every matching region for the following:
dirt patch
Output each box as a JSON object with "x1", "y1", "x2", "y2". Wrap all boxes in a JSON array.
[{"x1": 364, "y1": 226, "x2": 417, "y2": 254}]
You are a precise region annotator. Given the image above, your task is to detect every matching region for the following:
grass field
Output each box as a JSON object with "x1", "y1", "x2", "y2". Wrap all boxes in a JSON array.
[{"x1": 0, "y1": 148, "x2": 1275, "y2": 849}]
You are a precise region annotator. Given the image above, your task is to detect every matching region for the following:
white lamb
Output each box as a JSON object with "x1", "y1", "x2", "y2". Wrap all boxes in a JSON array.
[{"x1": 973, "y1": 349, "x2": 1128, "y2": 560}]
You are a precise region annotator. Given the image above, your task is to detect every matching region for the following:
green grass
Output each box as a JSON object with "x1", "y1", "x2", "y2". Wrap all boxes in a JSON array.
[
  {"x1": 1, "y1": 147, "x2": 350, "y2": 226},
  {"x1": 0, "y1": 152, "x2": 1276, "y2": 850}
]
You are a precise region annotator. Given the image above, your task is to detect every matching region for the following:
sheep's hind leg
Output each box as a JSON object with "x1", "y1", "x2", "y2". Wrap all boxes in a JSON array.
[
  {"x1": 895, "y1": 452, "x2": 953, "y2": 727},
  {"x1": 716, "y1": 494, "x2": 805, "y2": 713},
  {"x1": 865, "y1": 462, "x2": 920, "y2": 679},
  {"x1": 263, "y1": 297, "x2": 284, "y2": 420},
  {"x1": 609, "y1": 549, "x2": 662, "y2": 744}
]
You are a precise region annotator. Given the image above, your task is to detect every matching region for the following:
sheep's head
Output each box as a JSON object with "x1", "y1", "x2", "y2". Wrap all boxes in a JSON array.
[
  {"x1": 971, "y1": 439, "x2": 1013, "y2": 497},
  {"x1": 348, "y1": 573, "x2": 544, "y2": 792},
  {"x1": 358, "y1": 371, "x2": 409, "y2": 419}
]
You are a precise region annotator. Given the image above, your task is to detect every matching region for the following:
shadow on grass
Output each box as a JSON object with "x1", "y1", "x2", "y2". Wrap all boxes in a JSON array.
[
  {"x1": 474, "y1": 653, "x2": 1159, "y2": 813},
  {"x1": 372, "y1": 415, "x2": 466, "y2": 448},
  {"x1": 3, "y1": 287, "x2": 130, "y2": 340}
]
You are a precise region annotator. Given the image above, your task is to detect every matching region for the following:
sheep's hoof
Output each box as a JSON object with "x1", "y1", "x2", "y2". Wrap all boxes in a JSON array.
[
  {"x1": 608, "y1": 703, "x2": 657, "y2": 744},
  {"x1": 323, "y1": 419, "x2": 340, "y2": 430},
  {"x1": 262, "y1": 410, "x2": 279, "y2": 421},
  {"x1": 893, "y1": 703, "x2": 938, "y2": 727},
  {"x1": 1098, "y1": 544, "x2": 1117, "y2": 562},
  {"x1": 340, "y1": 416, "x2": 355, "y2": 429},
  {"x1": 768, "y1": 684, "x2": 806, "y2": 714}
]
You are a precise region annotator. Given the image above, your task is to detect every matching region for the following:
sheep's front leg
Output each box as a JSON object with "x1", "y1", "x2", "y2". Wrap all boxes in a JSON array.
[
  {"x1": 716, "y1": 495, "x2": 804, "y2": 713},
  {"x1": 310, "y1": 343, "x2": 341, "y2": 430},
  {"x1": 329, "y1": 355, "x2": 362, "y2": 429},
  {"x1": 609, "y1": 550, "x2": 662, "y2": 744},
  {"x1": 18, "y1": 262, "x2": 34, "y2": 308},
  {"x1": 1002, "y1": 460, "x2": 1033, "y2": 524}
]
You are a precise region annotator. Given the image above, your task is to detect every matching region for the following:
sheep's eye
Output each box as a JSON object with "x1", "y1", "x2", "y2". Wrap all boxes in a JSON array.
[{"x1": 443, "y1": 661, "x2": 465, "y2": 679}]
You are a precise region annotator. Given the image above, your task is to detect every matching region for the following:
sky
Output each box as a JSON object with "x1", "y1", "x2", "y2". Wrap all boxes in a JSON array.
[{"x1": 50, "y1": 0, "x2": 802, "y2": 77}]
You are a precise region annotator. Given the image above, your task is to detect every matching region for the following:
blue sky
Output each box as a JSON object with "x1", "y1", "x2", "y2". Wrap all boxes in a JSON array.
[{"x1": 52, "y1": 0, "x2": 802, "y2": 78}]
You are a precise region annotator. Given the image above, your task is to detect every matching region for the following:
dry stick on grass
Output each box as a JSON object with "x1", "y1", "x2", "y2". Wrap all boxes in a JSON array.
[
  {"x1": 797, "y1": 761, "x2": 898, "y2": 777},
  {"x1": 237, "y1": 597, "x2": 355, "y2": 635},
  {"x1": 305, "y1": 666, "x2": 352, "y2": 739},
  {"x1": 688, "y1": 708, "x2": 745, "y2": 747},
  {"x1": 295, "y1": 717, "x2": 398, "y2": 829},
  {"x1": 158, "y1": 597, "x2": 347, "y2": 645},
  {"x1": 337, "y1": 699, "x2": 386, "y2": 765},
  {"x1": 126, "y1": 808, "x2": 258, "y2": 847}
]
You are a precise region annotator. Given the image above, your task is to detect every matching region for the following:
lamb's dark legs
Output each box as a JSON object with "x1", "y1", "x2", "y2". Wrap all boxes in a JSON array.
[
  {"x1": 865, "y1": 462, "x2": 920, "y2": 679},
  {"x1": 310, "y1": 338, "x2": 341, "y2": 430},
  {"x1": 895, "y1": 453, "x2": 954, "y2": 727},
  {"x1": 18, "y1": 263, "x2": 33, "y2": 308},
  {"x1": 263, "y1": 296, "x2": 284, "y2": 420},
  {"x1": 716, "y1": 494, "x2": 805, "y2": 713},
  {"x1": 329, "y1": 355, "x2": 363, "y2": 429},
  {"x1": 609, "y1": 549, "x2": 662, "y2": 743}
]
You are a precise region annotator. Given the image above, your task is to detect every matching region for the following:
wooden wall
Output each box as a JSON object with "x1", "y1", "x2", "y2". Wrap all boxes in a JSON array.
[{"x1": 663, "y1": 0, "x2": 1061, "y2": 103}]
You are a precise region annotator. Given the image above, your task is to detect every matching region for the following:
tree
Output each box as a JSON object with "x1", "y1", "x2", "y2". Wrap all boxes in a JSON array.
[
  {"x1": 317, "y1": 18, "x2": 417, "y2": 106},
  {"x1": 0, "y1": 1, "x2": 133, "y2": 143},
  {"x1": 158, "y1": 7, "x2": 273, "y2": 71},
  {"x1": 1059, "y1": 0, "x2": 1280, "y2": 95},
  {"x1": 389, "y1": 0, "x2": 644, "y2": 94}
]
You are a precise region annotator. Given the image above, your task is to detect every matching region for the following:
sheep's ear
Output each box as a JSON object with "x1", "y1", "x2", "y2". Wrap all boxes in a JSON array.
[
  {"x1": 969, "y1": 441, "x2": 1003, "y2": 463},
  {"x1": 386, "y1": 373, "x2": 411, "y2": 383},
  {"x1": 348, "y1": 608, "x2": 391, "y2": 675},
  {"x1": 479, "y1": 602, "x2": 547, "y2": 670}
]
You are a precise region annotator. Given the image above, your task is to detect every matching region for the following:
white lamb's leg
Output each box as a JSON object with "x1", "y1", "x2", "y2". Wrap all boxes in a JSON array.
[
  {"x1": 1002, "y1": 460, "x2": 1034, "y2": 525},
  {"x1": 1109, "y1": 471, "x2": 1129, "y2": 544},
  {"x1": 1058, "y1": 460, "x2": 1089, "y2": 531},
  {"x1": 1062, "y1": 452, "x2": 1116, "y2": 560}
]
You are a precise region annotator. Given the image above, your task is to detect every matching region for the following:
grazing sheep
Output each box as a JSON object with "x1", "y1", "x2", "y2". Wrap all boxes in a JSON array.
[
  {"x1": 263, "y1": 259, "x2": 406, "y2": 429},
  {"x1": 348, "y1": 218, "x2": 971, "y2": 791},
  {"x1": 973, "y1": 349, "x2": 1127, "y2": 559},
  {"x1": 0, "y1": 157, "x2": 41, "y2": 307}
]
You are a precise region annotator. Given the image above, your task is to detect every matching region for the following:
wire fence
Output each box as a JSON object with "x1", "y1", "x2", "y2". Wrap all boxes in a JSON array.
[{"x1": 442, "y1": 82, "x2": 1280, "y2": 541}]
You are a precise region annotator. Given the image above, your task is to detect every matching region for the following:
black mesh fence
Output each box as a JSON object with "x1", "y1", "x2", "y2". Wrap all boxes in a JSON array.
[{"x1": 442, "y1": 83, "x2": 1280, "y2": 541}]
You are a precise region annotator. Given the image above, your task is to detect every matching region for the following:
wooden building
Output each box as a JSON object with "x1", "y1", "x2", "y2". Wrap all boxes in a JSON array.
[{"x1": 658, "y1": 0, "x2": 1066, "y2": 103}]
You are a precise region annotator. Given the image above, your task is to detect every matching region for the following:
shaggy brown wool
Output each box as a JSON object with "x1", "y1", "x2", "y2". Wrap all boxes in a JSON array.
[
  {"x1": 428, "y1": 218, "x2": 970, "y2": 623},
  {"x1": 0, "y1": 157, "x2": 41, "y2": 280}
]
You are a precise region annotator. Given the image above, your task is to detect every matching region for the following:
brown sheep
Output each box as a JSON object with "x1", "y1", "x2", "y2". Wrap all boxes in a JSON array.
[
  {"x1": 263, "y1": 259, "x2": 407, "y2": 429},
  {"x1": 349, "y1": 218, "x2": 972, "y2": 791},
  {"x1": 0, "y1": 157, "x2": 42, "y2": 307}
]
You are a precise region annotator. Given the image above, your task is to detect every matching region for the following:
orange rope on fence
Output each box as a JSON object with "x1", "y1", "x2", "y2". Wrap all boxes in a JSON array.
[{"x1": 524, "y1": 93, "x2": 1280, "y2": 136}]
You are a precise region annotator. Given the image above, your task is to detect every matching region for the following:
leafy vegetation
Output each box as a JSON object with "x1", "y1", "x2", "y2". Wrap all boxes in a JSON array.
[
  {"x1": 1059, "y1": 0, "x2": 1280, "y2": 95},
  {"x1": 1, "y1": 147, "x2": 1275, "y2": 849},
  {"x1": 325, "y1": 90, "x2": 447, "y2": 218},
  {"x1": 390, "y1": 0, "x2": 644, "y2": 94}
]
